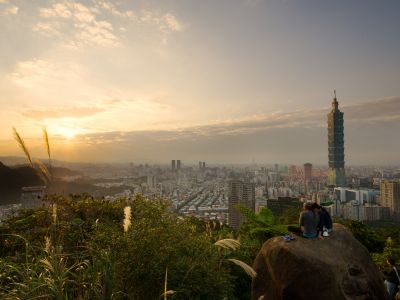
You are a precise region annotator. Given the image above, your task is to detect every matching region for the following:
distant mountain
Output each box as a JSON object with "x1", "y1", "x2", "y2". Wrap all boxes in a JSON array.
[
  {"x1": 0, "y1": 156, "x2": 28, "y2": 166},
  {"x1": 0, "y1": 156, "x2": 83, "y2": 168},
  {"x1": 0, "y1": 162, "x2": 44, "y2": 204},
  {"x1": 0, "y1": 162, "x2": 82, "y2": 204}
]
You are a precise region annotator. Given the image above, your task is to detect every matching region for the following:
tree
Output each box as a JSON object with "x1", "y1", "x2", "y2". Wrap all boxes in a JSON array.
[{"x1": 346, "y1": 220, "x2": 385, "y2": 253}]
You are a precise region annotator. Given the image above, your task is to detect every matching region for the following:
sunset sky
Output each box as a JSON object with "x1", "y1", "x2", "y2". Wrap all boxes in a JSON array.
[{"x1": 1, "y1": 0, "x2": 400, "y2": 164}]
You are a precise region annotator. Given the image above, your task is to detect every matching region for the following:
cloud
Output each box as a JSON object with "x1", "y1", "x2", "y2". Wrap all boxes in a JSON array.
[
  {"x1": 9, "y1": 58, "x2": 85, "y2": 88},
  {"x1": 2, "y1": 97, "x2": 399, "y2": 164},
  {"x1": 68, "y1": 97, "x2": 400, "y2": 144},
  {"x1": 10, "y1": 59, "x2": 52, "y2": 87},
  {"x1": 93, "y1": 0, "x2": 133, "y2": 18},
  {"x1": 162, "y1": 13, "x2": 184, "y2": 32},
  {"x1": 93, "y1": 0, "x2": 184, "y2": 32},
  {"x1": 21, "y1": 98, "x2": 122, "y2": 120},
  {"x1": 23, "y1": 106, "x2": 106, "y2": 120},
  {"x1": 54, "y1": 97, "x2": 400, "y2": 164},
  {"x1": 2, "y1": 5, "x2": 18, "y2": 15},
  {"x1": 36, "y1": 0, "x2": 120, "y2": 48},
  {"x1": 33, "y1": 0, "x2": 184, "y2": 48},
  {"x1": 345, "y1": 97, "x2": 400, "y2": 123},
  {"x1": 33, "y1": 22, "x2": 61, "y2": 37},
  {"x1": 39, "y1": 3, "x2": 72, "y2": 18}
]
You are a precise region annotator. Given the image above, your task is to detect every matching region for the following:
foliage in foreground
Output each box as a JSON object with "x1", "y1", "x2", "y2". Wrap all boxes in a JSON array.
[{"x1": 0, "y1": 195, "x2": 271, "y2": 300}]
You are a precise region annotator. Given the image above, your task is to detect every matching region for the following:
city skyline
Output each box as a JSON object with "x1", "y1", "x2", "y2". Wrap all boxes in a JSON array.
[{"x1": 1, "y1": 0, "x2": 400, "y2": 164}]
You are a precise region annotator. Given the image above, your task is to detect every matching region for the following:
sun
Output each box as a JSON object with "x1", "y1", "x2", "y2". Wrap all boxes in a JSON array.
[
  {"x1": 61, "y1": 129, "x2": 76, "y2": 139},
  {"x1": 57, "y1": 127, "x2": 80, "y2": 140}
]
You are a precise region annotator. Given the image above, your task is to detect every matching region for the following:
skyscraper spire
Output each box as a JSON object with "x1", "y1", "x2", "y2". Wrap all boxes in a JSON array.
[{"x1": 332, "y1": 89, "x2": 339, "y2": 111}]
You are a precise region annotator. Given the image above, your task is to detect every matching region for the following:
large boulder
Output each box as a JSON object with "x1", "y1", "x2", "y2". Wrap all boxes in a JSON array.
[{"x1": 252, "y1": 223, "x2": 389, "y2": 300}]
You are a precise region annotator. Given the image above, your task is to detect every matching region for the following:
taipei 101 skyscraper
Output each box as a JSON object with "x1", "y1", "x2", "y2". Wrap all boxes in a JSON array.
[{"x1": 327, "y1": 91, "x2": 346, "y2": 187}]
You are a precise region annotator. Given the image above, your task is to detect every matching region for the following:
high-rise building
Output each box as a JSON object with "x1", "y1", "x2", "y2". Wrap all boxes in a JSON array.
[
  {"x1": 304, "y1": 163, "x2": 312, "y2": 181},
  {"x1": 380, "y1": 180, "x2": 400, "y2": 219},
  {"x1": 327, "y1": 91, "x2": 346, "y2": 187},
  {"x1": 289, "y1": 165, "x2": 298, "y2": 179},
  {"x1": 147, "y1": 175, "x2": 157, "y2": 188},
  {"x1": 171, "y1": 160, "x2": 176, "y2": 170},
  {"x1": 202, "y1": 162, "x2": 206, "y2": 169},
  {"x1": 177, "y1": 160, "x2": 181, "y2": 169},
  {"x1": 198, "y1": 161, "x2": 202, "y2": 169},
  {"x1": 228, "y1": 180, "x2": 255, "y2": 230}
]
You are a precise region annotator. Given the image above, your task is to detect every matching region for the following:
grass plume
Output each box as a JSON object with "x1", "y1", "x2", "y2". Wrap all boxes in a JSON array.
[
  {"x1": 123, "y1": 206, "x2": 131, "y2": 233},
  {"x1": 52, "y1": 204, "x2": 57, "y2": 225},
  {"x1": 214, "y1": 239, "x2": 241, "y2": 250},
  {"x1": 44, "y1": 236, "x2": 51, "y2": 254},
  {"x1": 35, "y1": 159, "x2": 51, "y2": 183},
  {"x1": 227, "y1": 259, "x2": 257, "y2": 279},
  {"x1": 13, "y1": 127, "x2": 33, "y2": 168},
  {"x1": 43, "y1": 127, "x2": 51, "y2": 162},
  {"x1": 13, "y1": 127, "x2": 51, "y2": 184}
]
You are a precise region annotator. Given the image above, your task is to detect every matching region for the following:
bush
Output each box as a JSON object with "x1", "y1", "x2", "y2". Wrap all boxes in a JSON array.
[{"x1": 0, "y1": 195, "x2": 252, "y2": 299}]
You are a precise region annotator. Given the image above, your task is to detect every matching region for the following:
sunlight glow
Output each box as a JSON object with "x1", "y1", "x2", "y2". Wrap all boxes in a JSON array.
[{"x1": 54, "y1": 126, "x2": 82, "y2": 140}]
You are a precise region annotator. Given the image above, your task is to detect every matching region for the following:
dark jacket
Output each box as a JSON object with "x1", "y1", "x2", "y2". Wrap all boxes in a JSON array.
[
  {"x1": 299, "y1": 210, "x2": 319, "y2": 237},
  {"x1": 317, "y1": 207, "x2": 333, "y2": 232}
]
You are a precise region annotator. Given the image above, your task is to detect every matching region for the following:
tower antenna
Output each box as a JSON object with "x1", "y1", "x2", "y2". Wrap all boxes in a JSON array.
[{"x1": 334, "y1": 89, "x2": 337, "y2": 99}]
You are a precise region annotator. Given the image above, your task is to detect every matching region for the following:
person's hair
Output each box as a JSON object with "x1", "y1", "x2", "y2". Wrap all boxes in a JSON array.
[
  {"x1": 388, "y1": 257, "x2": 396, "y2": 266},
  {"x1": 311, "y1": 203, "x2": 321, "y2": 210},
  {"x1": 305, "y1": 203, "x2": 313, "y2": 211}
]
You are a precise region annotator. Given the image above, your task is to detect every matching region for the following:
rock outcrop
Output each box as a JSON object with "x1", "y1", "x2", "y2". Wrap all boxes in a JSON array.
[{"x1": 252, "y1": 224, "x2": 388, "y2": 300}]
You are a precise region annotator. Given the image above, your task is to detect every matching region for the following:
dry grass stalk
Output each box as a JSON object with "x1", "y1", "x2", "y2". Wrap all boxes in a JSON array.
[
  {"x1": 165, "y1": 291, "x2": 176, "y2": 296},
  {"x1": 123, "y1": 206, "x2": 131, "y2": 232},
  {"x1": 164, "y1": 267, "x2": 168, "y2": 300},
  {"x1": 43, "y1": 127, "x2": 51, "y2": 162},
  {"x1": 13, "y1": 127, "x2": 51, "y2": 183},
  {"x1": 52, "y1": 204, "x2": 57, "y2": 224},
  {"x1": 214, "y1": 239, "x2": 241, "y2": 250},
  {"x1": 227, "y1": 259, "x2": 257, "y2": 279},
  {"x1": 163, "y1": 268, "x2": 176, "y2": 299},
  {"x1": 44, "y1": 236, "x2": 51, "y2": 253},
  {"x1": 13, "y1": 127, "x2": 33, "y2": 168},
  {"x1": 35, "y1": 159, "x2": 50, "y2": 183}
]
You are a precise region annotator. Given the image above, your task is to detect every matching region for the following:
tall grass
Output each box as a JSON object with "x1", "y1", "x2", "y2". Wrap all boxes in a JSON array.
[
  {"x1": 214, "y1": 238, "x2": 241, "y2": 250},
  {"x1": 13, "y1": 127, "x2": 33, "y2": 168},
  {"x1": 43, "y1": 127, "x2": 51, "y2": 165},
  {"x1": 214, "y1": 238, "x2": 257, "y2": 279},
  {"x1": 123, "y1": 206, "x2": 131, "y2": 233},
  {"x1": 43, "y1": 127, "x2": 52, "y2": 177},
  {"x1": 13, "y1": 127, "x2": 51, "y2": 184}
]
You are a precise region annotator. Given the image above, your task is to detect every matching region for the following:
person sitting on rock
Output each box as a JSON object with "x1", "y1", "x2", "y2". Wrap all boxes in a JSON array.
[
  {"x1": 299, "y1": 203, "x2": 319, "y2": 239},
  {"x1": 312, "y1": 203, "x2": 333, "y2": 237},
  {"x1": 384, "y1": 257, "x2": 400, "y2": 299}
]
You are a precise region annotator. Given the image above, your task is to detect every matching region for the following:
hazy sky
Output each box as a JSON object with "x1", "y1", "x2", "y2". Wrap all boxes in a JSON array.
[{"x1": 1, "y1": 0, "x2": 399, "y2": 165}]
